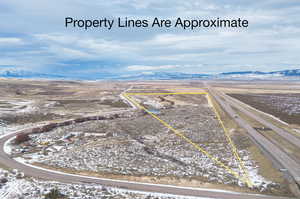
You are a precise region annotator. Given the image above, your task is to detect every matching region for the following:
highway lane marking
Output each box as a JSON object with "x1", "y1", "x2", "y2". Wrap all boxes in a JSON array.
[{"x1": 123, "y1": 90, "x2": 252, "y2": 187}]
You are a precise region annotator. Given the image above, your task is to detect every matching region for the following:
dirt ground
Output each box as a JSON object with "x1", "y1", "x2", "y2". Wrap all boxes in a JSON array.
[
  {"x1": 0, "y1": 79, "x2": 130, "y2": 125},
  {"x1": 228, "y1": 93, "x2": 300, "y2": 125}
]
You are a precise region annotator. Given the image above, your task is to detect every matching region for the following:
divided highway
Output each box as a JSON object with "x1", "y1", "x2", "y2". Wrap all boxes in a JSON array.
[
  {"x1": 219, "y1": 91, "x2": 300, "y2": 148},
  {"x1": 207, "y1": 86, "x2": 300, "y2": 187}
]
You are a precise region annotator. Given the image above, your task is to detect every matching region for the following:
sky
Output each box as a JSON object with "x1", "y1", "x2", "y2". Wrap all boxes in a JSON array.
[{"x1": 0, "y1": 0, "x2": 300, "y2": 77}]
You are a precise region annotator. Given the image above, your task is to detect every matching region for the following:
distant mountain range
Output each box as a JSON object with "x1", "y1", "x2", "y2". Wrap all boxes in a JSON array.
[
  {"x1": 219, "y1": 69, "x2": 300, "y2": 77},
  {"x1": 1, "y1": 68, "x2": 300, "y2": 80},
  {"x1": 0, "y1": 69, "x2": 66, "y2": 79},
  {"x1": 117, "y1": 72, "x2": 210, "y2": 80}
]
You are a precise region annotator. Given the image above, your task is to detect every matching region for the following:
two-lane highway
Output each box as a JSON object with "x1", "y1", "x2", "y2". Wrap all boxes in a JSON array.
[{"x1": 0, "y1": 124, "x2": 294, "y2": 198}]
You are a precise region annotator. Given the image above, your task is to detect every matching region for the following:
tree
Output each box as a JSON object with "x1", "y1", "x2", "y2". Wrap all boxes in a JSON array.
[
  {"x1": 15, "y1": 133, "x2": 30, "y2": 144},
  {"x1": 44, "y1": 188, "x2": 66, "y2": 199}
]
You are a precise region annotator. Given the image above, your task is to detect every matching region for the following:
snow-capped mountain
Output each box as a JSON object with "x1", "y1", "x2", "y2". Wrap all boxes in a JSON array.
[
  {"x1": 117, "y1": 72, "x2": 210, "y2": 80},
  {"x1": 217, "y1": 69, "x2": 300, "y2": 79},
  {"x1": 0, "y1": 68, "x2": 300, "y2": 80},
  {"x1": 0, "y1": 68, "x2": 119, "y2": 80},
  {"x1": 118, "y1": 69, "x2": 300, "y2": 80},
  {"x1": 270, "y1": 69, "x2": 300, "y2": 76},
  {"x1": 0, "y1": 69, "x2": 65, "y2": 79}
]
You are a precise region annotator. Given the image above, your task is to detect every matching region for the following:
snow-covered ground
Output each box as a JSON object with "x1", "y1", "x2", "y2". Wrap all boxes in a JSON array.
[
  {"x1": 0, "y1": 167, "x2": 212, "y2": 199},
  {"x1": 0, "y1": 122, "x2": 48, "y2": 138},
  {"x1": 0, "y1": 93, "x2": 283, "y2": 197},
  {"x1": 5, "y1": 108, "x2": 278, "y2": 192},
  {"x1": 0, "y1": 117, "x2": 214, "y2": 199}
]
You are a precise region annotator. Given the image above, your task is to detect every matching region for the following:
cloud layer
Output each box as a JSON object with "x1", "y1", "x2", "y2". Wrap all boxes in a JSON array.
[{"x1": 0, "y1": 0, "x2": 299, "y2": 75}]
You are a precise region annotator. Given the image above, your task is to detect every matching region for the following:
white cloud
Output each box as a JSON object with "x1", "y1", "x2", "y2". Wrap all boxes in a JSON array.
[
  {"x1": 33, "y1": 33, "x2": 139, "y2": 61},
  {"x1": 127, "y1": 65, "x2": 178, "y2": 71},
  {"x1": 0, "y1": 0, "x2": 299, "y2": 74},
  {"x1": 0, "y1": 37, "x2": 24, "y2": 46},
  {"x1": 50, "y1": 46, "x2": 92, "y2": 59},
  {"x1": 35, "y1": 34, "x2": 77, "y2": 44}
]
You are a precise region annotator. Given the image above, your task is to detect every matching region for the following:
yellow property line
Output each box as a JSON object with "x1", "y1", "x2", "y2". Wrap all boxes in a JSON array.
[
  {"x1": 123, "y1": 91, "x2": 252, "y2": 187},
  {"x1": 125, "y1": 92, "x2": 208, "y2": 95},
  {"x1": 130, "y1": 88, "x2": 205, "y2": 90},
  {"x1": 207, "y1": 95, "x2": 252, "y2": 187}
]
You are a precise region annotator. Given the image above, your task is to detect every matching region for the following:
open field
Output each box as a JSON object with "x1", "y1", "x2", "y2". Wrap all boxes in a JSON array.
[
  {"x1": 228, "y1": 93, "x2": 300, "y2": 125},
  {"x1": 0, "y1": 79, "x2": 129, "y2": 126}
]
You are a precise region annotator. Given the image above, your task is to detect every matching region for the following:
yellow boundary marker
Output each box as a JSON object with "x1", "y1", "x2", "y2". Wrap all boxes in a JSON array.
[
  {"x1": 206, "y1": 94, "x2": 252, "y2": 187},
  {"x1": 126, "y1": 92, "x2": 208, "y2": 95},
  {"x1": 123, "y1": 89, "x2": 253, "y2": 187},
  {"x1": 130, "y1": 88, "x2": 205, "y2": 90}
]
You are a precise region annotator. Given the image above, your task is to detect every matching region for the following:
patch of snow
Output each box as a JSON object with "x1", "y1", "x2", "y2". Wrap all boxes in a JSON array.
[
  {"x1": 3, "y1": 136, "x2": 15, "y2": 154},
  {"x1": 12, "y1": 155, "x2": 258, "y2": 196},
  {"x1": 144, "y1": 99, "x2": 164, "y2": 109},
  {"x1": 84, "y1": 132, "x2": 106, "y2": 137},
  {"x1": 52, "y1": 145, "x2": 64, "y2": 152},
  {"x1": 17, "y1": 104, "x2": 37, "y2": 113},
  {"x1": 43, "y1": 101, "x2": 58, "y2": 108},
  {"x1": 293, "y1": 129, "x2": 300, "y2": 135},
  {"x1": 109, "y1": 187, "x2": 213, "y2": 199}
]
